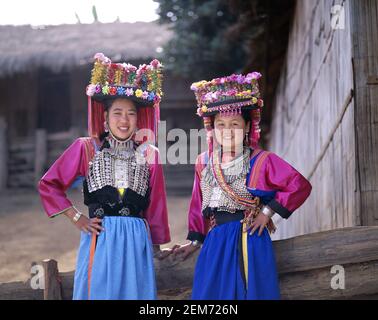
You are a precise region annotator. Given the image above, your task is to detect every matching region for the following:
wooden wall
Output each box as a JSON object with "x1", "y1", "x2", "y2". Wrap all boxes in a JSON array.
[
  {"x1": 158, "y1": 75, "x2": 199, "y2": 196},
  {"x1": 350, "y1": 0, "x2": 378, "y2": 227},
  {"x1": 69, "y1": 65, "x2": 91, "y2": 135},
  {"x1": 269, "y1": 0, "x2": 358, "y2": 240},
  {"x1": 0, "y1": 72, "x2": 39, "y2": 141}
]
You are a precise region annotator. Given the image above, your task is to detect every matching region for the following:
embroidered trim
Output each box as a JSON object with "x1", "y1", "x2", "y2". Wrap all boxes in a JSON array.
[
  {"x1": 247, "y1": 150, "x2": 270, "y2": 189},
  {"x1": 200, "y1": 148, "x2": 254, "y2": 213},
  {"x1": 212, "y1": 148, "x2": 259, "y2": 208},
  {"x1": 86, "y1": 140, "x2": 149, "y2": 197},
  {"x1": 48, "y1": 206, "x2": 73, "y2": 218},
  {"x1": 212, "y1": 148, "x2": 276, "y2": 234}
]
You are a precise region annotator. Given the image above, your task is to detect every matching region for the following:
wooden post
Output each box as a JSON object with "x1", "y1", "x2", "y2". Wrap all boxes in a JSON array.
[
  {"x1": 0, "y1": 117, "x2": 7, "y2": 190},
  {"x1": 34, "y1": 129, "x2": 47, "y2": 187},
  {"x1": 42, "y1": 259, "x2": 62, "y2": 300},
  {"x1": 70, "y1": 126, "x2": 80, "y2": 140}
]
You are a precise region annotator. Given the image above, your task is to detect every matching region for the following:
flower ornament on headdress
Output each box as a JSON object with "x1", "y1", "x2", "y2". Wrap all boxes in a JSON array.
[
  {"x1": 86, "y1": 53, "x2": 163, "y2": 107},
  {"x1": 86, "y1": 53, "x2": 163, "y2": 142},
  {"x1": 190, "y1": 72, "x2": 265, "y2": 149},
  {"x1": 191, "y1": 72, "x2": 263, "y2": 117}
]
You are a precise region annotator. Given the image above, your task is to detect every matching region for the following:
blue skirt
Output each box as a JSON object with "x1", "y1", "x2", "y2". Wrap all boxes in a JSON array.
[
  {"x1": 192, "y1": 220, "x2": 280, "y2": 300},
  {"x1": 72, "y1": 216, "x2": 157, "y2": 300}
]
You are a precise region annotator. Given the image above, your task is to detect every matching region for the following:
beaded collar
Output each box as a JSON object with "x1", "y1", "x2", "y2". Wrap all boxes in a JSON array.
[{"x1": 87, "y1": 134, "x2": 149, "y2": 196}]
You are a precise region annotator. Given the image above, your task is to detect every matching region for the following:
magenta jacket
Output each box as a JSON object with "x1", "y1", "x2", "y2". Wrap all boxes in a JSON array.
[
  {"x1": 187, "y1": 149, "x2": 312, "y2": 242},
  {"x1": 38, "y1": 137, "x2": 171, "y2": 245}
]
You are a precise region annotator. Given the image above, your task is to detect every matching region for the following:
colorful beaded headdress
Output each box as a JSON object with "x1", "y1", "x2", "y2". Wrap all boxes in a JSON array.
[
  {"x1": 86, "y1": 53, "x2": 163, "y2": 143},
  {"x1": 190, "y1": 72, "x2": 264, "y2": 149},
  {"x1": 86, "y1": 52, "x2": 163, "y2": 106},
  {"x1": 190, "y1": 72, "x2": 263, "y2": 117}
]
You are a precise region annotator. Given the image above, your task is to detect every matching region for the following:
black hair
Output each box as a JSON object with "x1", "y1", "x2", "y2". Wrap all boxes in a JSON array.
[
  {"x1": 103, "y1": 98, "x2": 115, "y2": 112},
  {"x1": 99, "y1": 131, "x2": 109, "y2": 143},
  {"x1": 212, "y1": 109, "x2": 251, "y2": 126},
  {"x1": 241, "y1": 109, "x2": 252, "y2": 124},
  {"x1": 103, "y1": 97, "x2": 140, "y2": 112},
  {"x1": 98, "y1": 98, "x2": 114, "y2": 143}
]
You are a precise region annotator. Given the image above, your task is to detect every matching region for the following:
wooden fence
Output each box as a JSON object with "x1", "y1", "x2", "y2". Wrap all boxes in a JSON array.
[
  {"x1": 6, "y1": 127, "x2": 80, "y2": 188},
  {"x1": 1, "y1": 226, "x2": 377, "y2": 300}
]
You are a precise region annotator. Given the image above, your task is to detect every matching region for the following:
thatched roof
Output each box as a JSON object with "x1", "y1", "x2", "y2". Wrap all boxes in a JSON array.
[{"x1": 0, "y1": 22, "x2": 172, "y2": 77}]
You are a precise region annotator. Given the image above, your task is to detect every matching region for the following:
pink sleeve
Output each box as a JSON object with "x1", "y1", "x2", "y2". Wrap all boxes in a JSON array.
[
  {"x1": 38, "y1": 138, "x2": 87, "y2": 218},
  {"x1": 256, "y1": 152, "x2": 312, "y2": 219},
  {"x1": 187, "y1": 153, "x2": 209, "y2": 243},
  {"x1": 143, "y1": 146, "x2": 171, "y2": 245}
]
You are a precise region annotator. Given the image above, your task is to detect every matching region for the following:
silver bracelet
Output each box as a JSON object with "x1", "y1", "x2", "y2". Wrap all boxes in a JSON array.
[
  {"x1": 72, "y1": 207, "x2": 83, "y2": 223},
  {"x1": 190, "y1": 240, "x2": 201, "y2": 248},
  {"x1": 261, "y1": 205, "x2": 275, "y2": 219}
]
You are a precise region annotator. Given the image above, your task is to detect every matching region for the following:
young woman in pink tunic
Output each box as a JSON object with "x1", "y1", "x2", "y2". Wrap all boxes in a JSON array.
[
  {"x1": 39, "y1": 53, "x2": 171, "y2": 299},
  {"x1": 174, "y1": 72, "x2": 312, "y2": 300}
]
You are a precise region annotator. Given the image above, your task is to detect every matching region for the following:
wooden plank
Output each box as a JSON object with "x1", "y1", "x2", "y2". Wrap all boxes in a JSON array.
[
  {"x1": 158, "y1": 287, "x2": 192, "y2": 300},
  {"x1": 307, "y1": 90, "x2": 354, "y2": 180},
  {"x1": 350, "y1": 0, "x2": 378, "y2": 226},
  {"x1": 59, "y1": 271, "x2": 75, "y2": 301},
  {"x1": 34, "y1": 129, "x2": 47, "y2": 185},
  {"x1": 0, "y1": 281, "x2": 43, "y2": 300},
  {"x1": 9, "y1": 141, "x2": 34, "y2": 153},
  {"x1": 1, "y1": 226, "x2": 377, "y2": 300},
  {"x1": 42, "y1": 259, "x2": 62, "y2": 300},
  {"x1": 6, "y1": 128, "x2": 78, "y2": 188},
  {"x1": 279, "y1": 259, "x2": 378, "y2": 300},
  {"x1": 47, "y1": 130, "x2": 76, "y2": 142},
  {"x1": 0, "y1": 117, "x2": 7, "y2": 190},
  {"x1": 0, "y1": 262, "x2": 44, "y2": 300},
  {"x1": 274, "y1": 226, "x2": 378, "y2": 273},
  {"x1": 268, "y1": 0, "x2": 357, "y2": 239},
  {"x1": 54, "y1": 226, "x2": 378, "y2": 300}
]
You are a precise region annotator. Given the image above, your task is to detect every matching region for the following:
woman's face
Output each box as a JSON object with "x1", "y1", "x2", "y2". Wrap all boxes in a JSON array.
[
  {"x1": 213, "y1": 114, "x2": 249, "y2": 152},
  {"x1": 104, "y1": 98, "x2": 138, "y2": 140}
]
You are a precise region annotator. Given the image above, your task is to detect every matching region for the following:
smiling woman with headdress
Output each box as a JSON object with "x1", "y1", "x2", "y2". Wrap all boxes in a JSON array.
[
  {"x1": 172, "y1": 72, "x2": 312, "y2": 300},
  {"x1": 38, "y1": 53, "x2": 171, "y2": 300}
]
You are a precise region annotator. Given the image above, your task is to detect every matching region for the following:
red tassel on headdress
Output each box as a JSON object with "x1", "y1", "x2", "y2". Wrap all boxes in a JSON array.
[
  {"x1": 135, "y1": 105, "x2": 158, "y2": 145},
  {"x1": 250, "y1": 109, "x2": 261, "y2": 149},
  {"x1": 88, "y1": 97, "x2": 105, "y2": 139},
  {"x1": 203, "y1": 116, "x2": 214, "y2": 157}
]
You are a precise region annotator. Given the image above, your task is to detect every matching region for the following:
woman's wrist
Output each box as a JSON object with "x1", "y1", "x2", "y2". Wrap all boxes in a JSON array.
[
  {"x1": 190, "y1": 240, "x2": 201, "y2": 248},
  {"x1": 261, "y1": 205, "x2": 275, "y2": 219},
  {"x1": 72, "y1": 207, "x2": 83, "y2": 222},
  {"x1": 63, "y1": 207, "x2": 82, "y2": 222},
  {"x1": 63, "y1": 207, "x2": 75, "y2": 219}
]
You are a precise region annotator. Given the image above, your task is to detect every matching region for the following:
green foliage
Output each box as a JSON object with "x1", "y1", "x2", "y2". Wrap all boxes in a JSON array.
[
  {"x1": 154, "y1": 0, "x2": 249, "y2": 81},
  {"x1": 92, "y1": 5, "x2": 98, "y2": 22}
]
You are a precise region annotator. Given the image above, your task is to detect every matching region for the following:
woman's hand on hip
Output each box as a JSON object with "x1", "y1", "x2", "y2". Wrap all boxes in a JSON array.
[
  {"x1": 64, "y1": 208, "x2": 104, "y2": 235},
  {"x1": 248, "y1": 212, "x2": 270, "y2": 236}
]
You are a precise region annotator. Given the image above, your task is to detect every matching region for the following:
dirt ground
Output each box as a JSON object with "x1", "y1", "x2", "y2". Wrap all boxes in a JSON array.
[{"x1": 0, "y1": 188, "x2": 190, "y2": 283}]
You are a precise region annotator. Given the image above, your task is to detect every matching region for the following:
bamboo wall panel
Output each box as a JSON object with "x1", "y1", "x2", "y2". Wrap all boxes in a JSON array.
[{"x1": 269, "y1": 0, "x2": 357, "y2": 240}]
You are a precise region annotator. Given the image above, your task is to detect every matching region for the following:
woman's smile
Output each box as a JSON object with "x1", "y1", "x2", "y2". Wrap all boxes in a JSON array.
[{"x1": 104, "y1": 98, "x2": 138, "y2": 141}]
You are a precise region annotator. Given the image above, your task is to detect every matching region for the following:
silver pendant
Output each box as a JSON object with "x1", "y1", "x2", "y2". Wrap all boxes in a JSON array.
[{"x1": 119, "y1": 207, "x2": 130, "y2": 216}]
